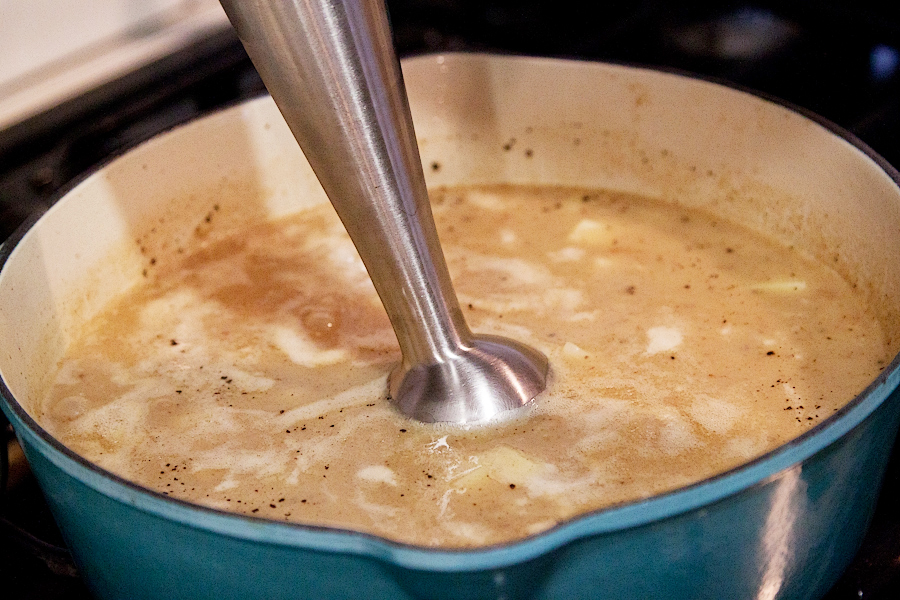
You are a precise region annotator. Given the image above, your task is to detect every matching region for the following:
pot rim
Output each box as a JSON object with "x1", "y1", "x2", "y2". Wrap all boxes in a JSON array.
[{"x1": 2, "y1": 52, "x2": 900, "y2": 572}]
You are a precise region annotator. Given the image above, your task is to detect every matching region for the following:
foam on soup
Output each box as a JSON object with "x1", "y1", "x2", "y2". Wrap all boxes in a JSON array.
[{"x1": 38, "y1": 184, "x2": 889, "y2": 547}]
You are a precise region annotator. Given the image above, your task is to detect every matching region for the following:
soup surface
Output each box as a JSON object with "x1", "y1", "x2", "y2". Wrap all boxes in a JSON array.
[{"x1": 38, "y1": 184, "x2": 888, "y2": 547}]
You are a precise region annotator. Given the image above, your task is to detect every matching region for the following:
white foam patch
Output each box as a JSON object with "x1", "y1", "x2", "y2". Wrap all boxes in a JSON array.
[
  {"x1": 748, "y1": 280, "x2": 808, "y2": 293},
  {"x1": 106, "y1": 360, "x2": 144, "y2": 387},
  {"x1": 524, "y1": 471, "x2": 594, "y2": 501},
  {"x1": 458, "y1": 294, "x2": 537, "y2": 314},
  {"x1": 63, "y1": 380, "x2": 162, "y2": 471},
  {"x1": 545, "y1": 288, "x2": 584, "y2": 312},
  {"x1": 563, "y1": 342, "x2": 589, "y2": 360},
  {"x1": 466, "y1": 190, "x2": 506, "y2": 211},
  {"x1": 441, "y1": 521, "x2": 491, "y2": 544},
  {"x1": 214, "y1": 479, "x2": 240, "y2": 492},
  {"x1": 468, "y1": 255, "x2": 553, "y2": 286},
  {"x1": 302, "y1": 227, "x2": 370, "y2": 286},
  {"x1": 438, "y1": 489, "x2": 456, "y2": 518},
  {"x1": 457, "y1": 287, "x2": 582, "y2": 315},
  {"x1": 526, "y1": 521, "x2": 556, "y2": 535},
  {"x1": 289, "y1": 412, "x2": 378, "y2": 473},
  {"x1": 276, "y1": 376, "x2": 386, "y2": 426},
  {"x1": 500, "y1": 229, "x2": 517, "y2": 244},
  {"x1": 349, "y1": 330, "x2": 399, "y2": 355},
  {"x1": 446, "y1": 462, "x2": 481, "y2": 482},
  {"x1": 687, "y1": 396, "x2": 744, "y2": 435},
  {"x1": 569, "y1": 397, "x2": 630, "y2": 453},
  {"x1": 469, "y1": 320, "x2": 540, "y2": 349},
  {"x1": 192, "y1": 449, "x2": 288, "y2": 479},
  {"x1": 724, "y1": 435, "x2": 768, "y2": 460},
  {"x1": 285, "y1": 465, "x2": 302, "y2": 485},
  {"x1": 151, "y1": 378, "x2": 388, "y2": 487},
  {"x1": 132, "y1": 290, "x2": 238, "y2": 367},
  {"x1": 182, "y1": 404, "x2": 260, "y2": 437},
  {"x1": 548, "y1": 247, "x2": 585, "y2": 262},
  {"x1": 645, "y1": 326, "x2": 683, "y2": 355},
  {"x1": 126, "y1": 288, "x2": 275, "y2": 394},
  {"x1": 138, "y1": 289, "x2": 208, "y2": 329},
  {"x1": 51, "y1": 395, "x2": 89, "y2": 421},
  {"x1": 53, "y1": 360, "x2": 87, "y2": 385},
  {"x1": 568, "y1": 219, "x2": 612, "y2": 245},
  {"x1": 656, "y1": 409, "x2": 698, "y2": 455},
  {"x1": 222, "y1": 370, "x2": 276, "y2": 393},
  {"x1": 353, "y1": 490, "x2": 400, "y2": 518},
  {"x1": 428, "y1": 436, "x2": 450, "y2": 451},
  {"x1": 568, "y1": 311, "x2": 598, "y2": 322},
  {"x1": 782, "y1": 382, "x2": 803, "y2": 403},
  {"x1": 273, "y1": 326, "x2": 348, "y2": 367},
  {"x1": 71, "y1": 380, "x2": 165, "y2": 431},
  {"x1": 357, "y1": 465, "x2": 398, "y2": 486},
  {"x1": 169, "y1": 317, "x2": 214, "y2": 353}
]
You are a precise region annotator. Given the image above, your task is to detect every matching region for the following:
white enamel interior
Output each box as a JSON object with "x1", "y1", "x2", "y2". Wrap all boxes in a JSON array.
[{"x1": 1, "y1": 53, "x2": 899, "y2": 422}]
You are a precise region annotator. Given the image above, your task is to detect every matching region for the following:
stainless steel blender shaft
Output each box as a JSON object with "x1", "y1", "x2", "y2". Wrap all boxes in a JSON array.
[{"x1": 219, "y1": 0, "x2": 548, "y2": 423}]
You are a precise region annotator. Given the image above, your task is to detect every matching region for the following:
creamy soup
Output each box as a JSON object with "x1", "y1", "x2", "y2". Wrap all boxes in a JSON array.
[{"x1": 38, "y1": 184, "x2": 888, "y2": 547}]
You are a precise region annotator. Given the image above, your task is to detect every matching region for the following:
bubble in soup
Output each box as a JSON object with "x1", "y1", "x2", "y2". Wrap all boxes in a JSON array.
[{"x1": 39, "y1": 184, "x2": 889, "y2": 547}]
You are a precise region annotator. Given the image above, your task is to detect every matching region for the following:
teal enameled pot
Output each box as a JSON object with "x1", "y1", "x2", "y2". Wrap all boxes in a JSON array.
[{"x1": 2, "y1": 54, "x2": 900, "y2": 600}]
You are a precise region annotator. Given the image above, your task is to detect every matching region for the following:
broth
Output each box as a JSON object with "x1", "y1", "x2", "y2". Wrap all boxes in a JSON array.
[{"x1": 37, "y1": 184, "x2": 888, "y2": 547}]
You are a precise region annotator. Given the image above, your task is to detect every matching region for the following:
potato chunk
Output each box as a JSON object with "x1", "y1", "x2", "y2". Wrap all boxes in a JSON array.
[{"x1": 452, "y1": 445, "x2": 542, "y2": 489}]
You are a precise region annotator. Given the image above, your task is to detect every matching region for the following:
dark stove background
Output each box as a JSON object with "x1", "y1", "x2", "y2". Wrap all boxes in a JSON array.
[{"x1": 2, "y1": 1, "x2": 900, "y2": 598}]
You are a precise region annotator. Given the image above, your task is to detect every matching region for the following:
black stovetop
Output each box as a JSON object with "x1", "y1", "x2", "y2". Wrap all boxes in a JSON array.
[{"x1": 2, "y1": 2, "x2": 900, "y2": 598}]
